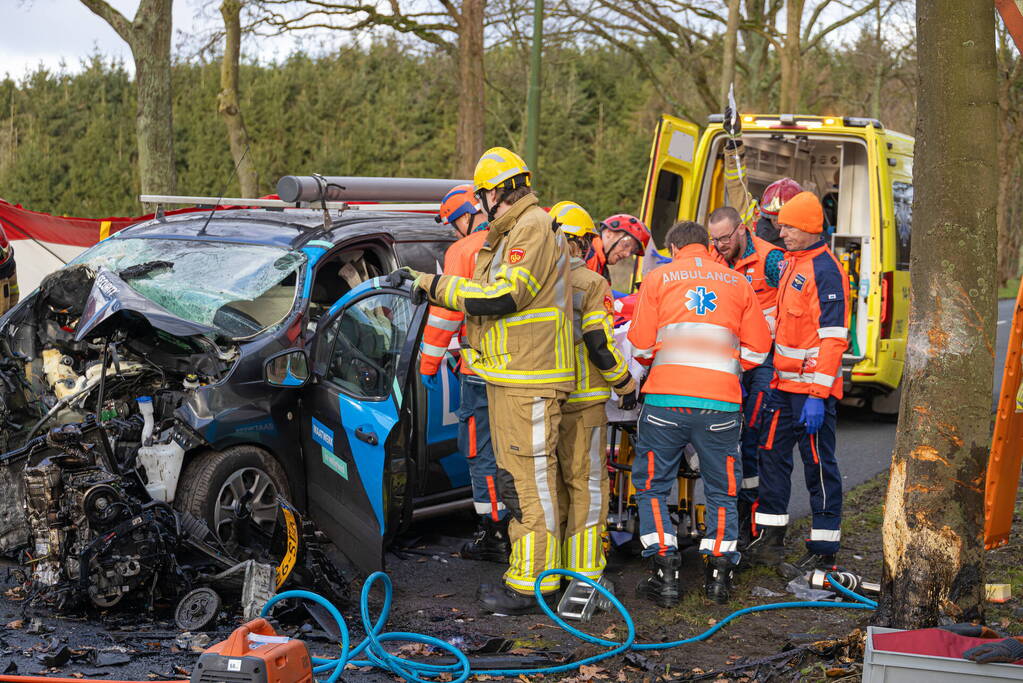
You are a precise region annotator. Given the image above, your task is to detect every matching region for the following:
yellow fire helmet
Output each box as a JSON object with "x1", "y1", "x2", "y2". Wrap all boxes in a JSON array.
[
  {"x1": 473, "y1": 147, "x2": 531, "y2": 193},
  {"x1": 549, "y1": 201, "x2": 597, "y2": 238}
]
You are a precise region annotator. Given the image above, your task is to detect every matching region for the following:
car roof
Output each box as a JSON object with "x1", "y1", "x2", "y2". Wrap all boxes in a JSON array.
[{"x1": 114, "y1": 208, "x2": 452, "y2": 250}]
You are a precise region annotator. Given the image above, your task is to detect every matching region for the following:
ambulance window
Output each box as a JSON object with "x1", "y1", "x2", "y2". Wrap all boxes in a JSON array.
[
  {"x1": 650, "y1": 170, "x2": 683, "y2": 246},
  {"x1": 892, "y1": 182, "x2": 913, "y2": 270}
]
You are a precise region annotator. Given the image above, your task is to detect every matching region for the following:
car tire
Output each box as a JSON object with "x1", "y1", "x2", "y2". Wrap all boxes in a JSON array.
[{"x1": 175, "y1": 446, "x2": 290, "y2": 556}]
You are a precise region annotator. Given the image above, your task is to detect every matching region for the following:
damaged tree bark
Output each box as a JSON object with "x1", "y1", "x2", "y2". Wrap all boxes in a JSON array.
[
  {"x1": 219, "y1": 0, "x2": 259, "y2": 197},
  {"x1": 874, "y1": 0, "x2": 998, "y2": 628}
]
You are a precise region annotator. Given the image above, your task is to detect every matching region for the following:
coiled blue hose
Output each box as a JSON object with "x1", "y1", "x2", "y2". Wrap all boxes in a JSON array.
[{"x1": 261, "y1": 570, "x2": 875, "y2": 682}]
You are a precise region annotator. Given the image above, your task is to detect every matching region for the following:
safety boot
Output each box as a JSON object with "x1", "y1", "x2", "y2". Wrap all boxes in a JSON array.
[
  {"x1": 736, "y1": 499, "x2": 754, "y2": 550},
  {"x1": 778, "y1": 551, "x2": 838, "y2": 580},
  {"x1": 635, "y1": 553, "x2": 682, "y2": 608},
  {"x1": 744, "y1": 525, "x2": 787, "y2": 568},
  {"x1": 460, "y1": 516, "x2": 510, "y2": 562},
  {"x1": 703, "y1": 555, "x2": 737, "y2": 604},
  {"x1": 477, "y1": 583, "x2": 557, "y2": 616}
]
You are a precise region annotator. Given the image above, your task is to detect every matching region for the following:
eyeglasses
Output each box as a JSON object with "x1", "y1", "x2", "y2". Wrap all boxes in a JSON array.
[{"x1": 710, "y1": 224, "x2": 741, "y2": 245}]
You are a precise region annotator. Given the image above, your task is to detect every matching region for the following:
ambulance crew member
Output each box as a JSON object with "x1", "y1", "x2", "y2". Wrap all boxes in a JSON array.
[
  {"x1": 628, "y1": 220, "x2": 771, "y2": 606},
  {"x1": 745, "y1": 192, "x2": 850, "y2": 575},
  {"x1": 721, "y1": 108, "x2": 803, "y2": 249},
  {"x1": 419, "y1": 185, "x2": 509, "y2": 562},
  {"x1": 399, "y1": 148, "x2": 574, "y2": 615},
  {"x1": 586, "y1": 214, "x2": 651, "y2": 286},
  {"x1": 706, "y1": 205, "x2": 784, "y2": 548},
  {"x1": 0, "y1": 218, "x2": 17, "y2": 315},
  {"x1": 549, "y1": 201, "x2": 637, "y2": 584}
]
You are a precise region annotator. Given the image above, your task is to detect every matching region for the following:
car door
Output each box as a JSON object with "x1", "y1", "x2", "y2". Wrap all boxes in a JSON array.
[
  {"x1": 300, "y1": 278, "x2": 425, "y2": 572},
  {"x1": 641, "y1": 114, "x2": 702, "y2": 247}
]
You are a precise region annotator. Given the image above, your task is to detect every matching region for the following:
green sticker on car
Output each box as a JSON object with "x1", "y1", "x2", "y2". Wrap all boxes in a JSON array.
[{"x1": 322, "y1": 446, "x2": 348, "y2": 480}]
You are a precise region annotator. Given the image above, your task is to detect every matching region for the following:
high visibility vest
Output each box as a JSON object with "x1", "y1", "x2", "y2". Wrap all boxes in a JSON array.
[
  {"x1": 420, "y1": 230, "x2": 487, "y2": 377},
  {"x1": 628, "y1": 243, "x2": 772, "y2": 405},
  {"x1": 773, "y1": 240, "x2": 851, "y2": 399}
]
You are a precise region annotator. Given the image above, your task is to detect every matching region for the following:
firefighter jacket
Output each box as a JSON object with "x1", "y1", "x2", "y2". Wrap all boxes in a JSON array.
[
  {"x1": 773, "y1": 240, "x2": 851, "y2": 399},
  {"x1": 419, "y1": 194, "x2": 575, "y2": 390},
  {"x1": 567, "y1": 257, "x2": 635, "y2": 410},
  {"x1": 628, "y1": 243, "x2": 772, "y2": 404},
  {"x1": 724, "y1": 141, "x2": 785, "y2": 248},
  {"x1": 419, "y1": 229, "x2": 488, "y2": 377},
  {"x1": 720, "y1": 229, "x2": 784, "y2": 336}
]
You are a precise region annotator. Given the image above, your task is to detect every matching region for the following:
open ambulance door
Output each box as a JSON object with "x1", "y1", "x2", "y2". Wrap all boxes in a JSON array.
[{"x1": 640, "y1": 115, "x2": 701, "y2": 249}]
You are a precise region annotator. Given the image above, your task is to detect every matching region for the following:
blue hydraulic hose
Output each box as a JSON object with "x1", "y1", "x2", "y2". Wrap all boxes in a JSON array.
[{"x1": 261, "y1": 569, "x2": 875, "y2": 682}]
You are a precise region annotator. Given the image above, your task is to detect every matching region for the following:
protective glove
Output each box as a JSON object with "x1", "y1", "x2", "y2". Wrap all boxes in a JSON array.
[
  {"x1": 420, "y1": 371, "x2": 441, "y2": 392},
  {"x1": 385, "y1": 266, "x2": 422, "y2": 289},
  {"x1": 800, "y1": 396, "x2": 825, "y2": 435},
  {"x1": 618, "y1": 389, "x2": 638, "y2": 412},
  {"x1": 962, "y1": 637, "x2": 1023, "y2": 664},
  {"x1": 409, "y1": 276, "x2": 427, "y2": 306},
  {"x1": 723, "y1": 106, "x2": 742, "y2": 138},
  {"x1": 941, "y1": 623, "x2": 1000, "y2": 639}
]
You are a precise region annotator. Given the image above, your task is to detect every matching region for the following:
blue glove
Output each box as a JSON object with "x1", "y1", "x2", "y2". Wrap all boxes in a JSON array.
[
  {"x1": 800, "y1": 396, "x2": 825, "y2": 434},
  {"x1": 421, "y1": 372, "x2": 441, "y2": 392}
]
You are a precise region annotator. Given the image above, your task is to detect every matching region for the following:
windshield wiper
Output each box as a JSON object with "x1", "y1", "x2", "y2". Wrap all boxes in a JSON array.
[{"x1": 119, "y1": 260, "x2": 174, "y2": 280}]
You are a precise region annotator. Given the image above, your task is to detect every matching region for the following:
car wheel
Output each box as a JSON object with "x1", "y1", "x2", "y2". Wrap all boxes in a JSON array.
[{"x1": 175, "y1": 446, "x2": 289, "y2": 558}]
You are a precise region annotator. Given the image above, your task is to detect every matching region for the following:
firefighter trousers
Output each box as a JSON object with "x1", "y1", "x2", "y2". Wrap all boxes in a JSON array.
[
  {"x1": 458, "y1": 376, "x2": 505, "y2": 521},
  {"x1": 756, "y1": 391, "x2": 842, "y2": 555},
  {"x1": 0, "y1": 269, "x2": 18, "y2": 316},
  {"x1": 487, "y1": 384, "x2": 567, "y2": 595},
  {"x1": 555, "y1": 403, "x2": 608, "y2": 581},
  {"x1": 633, "y1": 404, "x2": 743, "y2": 564},
  {"x1": 740, "y1": 358, "x2": 774, "y2": 505}
]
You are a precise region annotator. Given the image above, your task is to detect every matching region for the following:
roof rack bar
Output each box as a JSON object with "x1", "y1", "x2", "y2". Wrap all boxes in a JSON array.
[
  {"x1": 276, "y1": 176, "x2": 469, "y2": 203},
  {"x1": 139, "y1": 195, "x2": 440, "y2": 212}
]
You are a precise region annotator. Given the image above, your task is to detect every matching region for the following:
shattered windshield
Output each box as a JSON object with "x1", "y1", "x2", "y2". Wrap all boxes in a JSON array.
[{"x1": 71, "y1": 238, "x2": 306, "y2": 338}]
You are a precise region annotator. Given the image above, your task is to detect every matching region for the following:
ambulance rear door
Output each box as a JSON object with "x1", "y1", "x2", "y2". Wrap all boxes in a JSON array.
[{"x1": 641, "y1": 115, "x2": 702, "y2": 248}]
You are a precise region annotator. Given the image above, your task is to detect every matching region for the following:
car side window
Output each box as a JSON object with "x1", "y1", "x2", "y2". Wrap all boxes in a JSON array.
[{"x1": 325, "y1": 292, "x2": 414, "y2": 399}]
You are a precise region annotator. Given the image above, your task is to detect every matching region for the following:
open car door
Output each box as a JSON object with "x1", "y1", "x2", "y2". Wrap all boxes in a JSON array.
[
  {"x1": 300, "y1": 278, "x2": 425, "y2": 572},
  {"x1": 640, "y1": 115, "x2": 701, "y2": 248}
]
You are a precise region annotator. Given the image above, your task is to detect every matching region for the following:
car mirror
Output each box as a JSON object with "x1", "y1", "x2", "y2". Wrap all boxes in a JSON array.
[{"x1": 264, "y1": 349, "x2": 310, "y2": 388}]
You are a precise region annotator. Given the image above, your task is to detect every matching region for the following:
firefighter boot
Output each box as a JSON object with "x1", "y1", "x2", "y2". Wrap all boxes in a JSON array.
[
  {"x1": 635, "y1": 553, "x2": 683, "y2": 608},
  {"x1": 744, "y1": 525, "x2": 787, "y2": 568},
  {"x1": 736, "y1": 499, "x2": 753, "y2": 550},
  {"x1": 778, "y1": 552, "x2": 838, "y2": 580},
  {"x1": 460, "y1": 516, "x2": 511, "y2": 562},
  {"x1": 704, "y1": 555, "x2": 737, "y2": 605},
  {"x1": 477, "y1": 583, "x2": 558, "y2": 616}
]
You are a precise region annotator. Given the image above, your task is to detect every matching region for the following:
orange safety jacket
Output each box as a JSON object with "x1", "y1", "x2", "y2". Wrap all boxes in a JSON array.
[
  {"x1": 715, "y1": 229, "x2": 784, "y2": 336},
  {"x1": 773, "y1": 240, "x2": 851, "y2": 399},
  {"x1": 419, "y1": 229, "x2": 489, "y2": 377},
  {"x1": 628, "y1": 243, "x2": 772, "y2": 404}
]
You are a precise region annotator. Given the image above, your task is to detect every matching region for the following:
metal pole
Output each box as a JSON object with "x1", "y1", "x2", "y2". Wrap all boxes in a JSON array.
[{"x1": 524, "y1": 0, "x2": 543, "y2": 173}]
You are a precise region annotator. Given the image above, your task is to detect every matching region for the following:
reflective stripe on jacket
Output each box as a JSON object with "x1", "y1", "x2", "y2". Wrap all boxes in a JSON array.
[
  {"x1": 724, "y1": 142, "x2": 759, "y2": 227},
  {"x1": 419, "y1": 230, "x2": 488, "y2": 377},
  {"x1": 627, "y1": 243, "x2": 772, "y2": 404},
  {"x1": 421, "y1": 194, "x2": 575, "y2": 389},
  {"x1": 567, "y1": 257, "x2": 634, "y2": 409},
  {"x1": 773, "y1": 240, "x2": 851, "y2": 399}
]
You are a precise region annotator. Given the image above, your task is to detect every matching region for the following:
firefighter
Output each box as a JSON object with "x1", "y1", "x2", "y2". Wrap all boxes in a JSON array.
[
  {"x1": 397, "y1": 147, "x2": 574, "y2": 615},
  {"x1": 722, "y1": 108, "x2": 803, "y2": 248},
  {"x1": 419, "y1": 185, "x2": 509, "y2": 562},
  {"x1": 628, "y1": 220, "x2": 772, "y2": 606},
  {"x1": 0, "y1": 219, "x2": 18, "y2": 315},
  {"x1": 586, "y1": 214, "x2": 651, "y2": 285},
  {"x1": 745, "y1": 192, "x2": 850, "y2": 574},
  {"x1": 549, "y1": 201, "x2": 637, "y2": 583},
  {"x1": 706, "y1": 205, "x2": 784, "y2": 548}
]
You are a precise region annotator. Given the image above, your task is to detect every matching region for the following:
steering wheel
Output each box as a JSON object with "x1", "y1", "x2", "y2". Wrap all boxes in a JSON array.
[{"x1": 332, "y1": 331, "x2": 391, "y2": 394}]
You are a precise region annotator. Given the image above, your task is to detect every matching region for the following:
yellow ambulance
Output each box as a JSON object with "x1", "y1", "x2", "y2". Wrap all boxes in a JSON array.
[{"x1": 641, "y1": 113, "x2": 913, "y2": 411}]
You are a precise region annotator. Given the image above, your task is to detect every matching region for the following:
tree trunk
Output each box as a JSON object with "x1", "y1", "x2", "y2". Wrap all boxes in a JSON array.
[
  {"x1": 741, "y1": 0, "x2": 775, "y2": 110},
  {"x1": 779, "y1": 0, "x2": 804, "y2": 112},
  {"x1": 219, "y1": 0, "x2": 259, "y2": 197},
  {"x1": 871, "y1": 3, "x2": 884, "y2": 120},
  {"x1": 82, "y1": 0, "x2": 176, "y2": 197},
  {"x1": 874, "y1": 0, "x2": 999, "y2": 628},
  {"x1": 455, "y1": 0, "x2": 485, "y2": 179},
  {"x1": 719, "y1": 0, "x2": 742, "y2": 106}
]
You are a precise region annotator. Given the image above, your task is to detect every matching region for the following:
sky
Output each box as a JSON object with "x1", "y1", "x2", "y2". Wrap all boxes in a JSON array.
[{"x1": 1, "y1": 0, "x2": 313, "y2": 78}]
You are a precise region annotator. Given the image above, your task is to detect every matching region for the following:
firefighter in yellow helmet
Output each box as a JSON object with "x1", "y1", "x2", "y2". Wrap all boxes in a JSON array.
[
  {"x1": 550, "y1": 201, "x2": 637, "y2": 585},
  {"x1": 393, "y1": 147, "x2": 574, "y2": 615}
]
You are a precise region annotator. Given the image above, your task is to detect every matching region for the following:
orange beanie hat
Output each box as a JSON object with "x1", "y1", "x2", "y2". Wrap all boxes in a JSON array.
[{"x1": 777, "y1": 191, "x2": 824, "y2": 234}]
